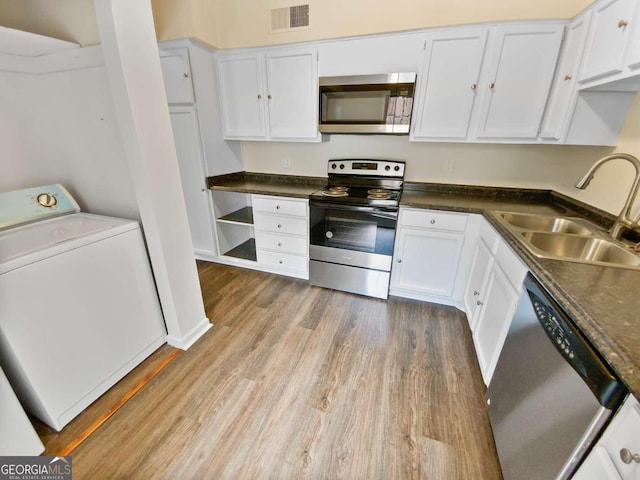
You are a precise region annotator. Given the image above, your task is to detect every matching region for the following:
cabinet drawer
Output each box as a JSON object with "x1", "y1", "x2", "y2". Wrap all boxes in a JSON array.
[
  {"x1": 495, "y1": 241, "x2": 527, "y2": 292},
  {"x1": 257, "y1": 249, "x2": 308, "y2": 272},
  {"x1": 255, "y1": 232, "x2": 308, "y2": 255},
  {"x1": 400, "y1": 208, "x2": 467, "y2": 232},
  {"x1": 253, "y1": 195, "x2": 307, "y2": 217},
  {"x1": 254, "y1": 214, "x2": 307, "y2": 236}
]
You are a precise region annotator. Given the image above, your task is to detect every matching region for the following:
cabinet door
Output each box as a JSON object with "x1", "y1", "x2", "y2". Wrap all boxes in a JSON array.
[
  {"x1": 265, "y1": 48, "x2": 318, "y2": 139},
  {"x1": 463, "y1": 240, "x2": 494, "y2": 330},
  {"x1": 392, "y1": 228, "x2": 464, "y2": 298},
  {"x1": 579, "y1": 0, "x2": 639, "y2": 83},
  {"x1": 160, "y1": 48, "x2": 195, "y2": 104},
  {"x1": 473, "y1": 24, "x2": 564, "y2": 139},
  {"x1": 626, "y1": 10, "x2": 640, "y2": 69},
  {"x1": 540, "y1": 14, "x2": 592, "y2": 140},
  {"x1": 169, "y1": 107, "x2": 216, "y2": 257},
  {"x1": 412, "y1": 29, "x2": 488, "y2": 139},
  {"x1": 473, "y1": 264, "x2": 518, "y2": 385},
  {"x1": 216, "y1": 53, "x2": 267, "y2": 139}
]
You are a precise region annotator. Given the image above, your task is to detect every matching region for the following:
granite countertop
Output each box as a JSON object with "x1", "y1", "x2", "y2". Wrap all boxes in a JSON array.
[
  {"x1": 207, "y1": 173, "x2": 640, "y2": 399},
  {"x1": 208, "y1": 172, "x2": 325, "y2": 198}
]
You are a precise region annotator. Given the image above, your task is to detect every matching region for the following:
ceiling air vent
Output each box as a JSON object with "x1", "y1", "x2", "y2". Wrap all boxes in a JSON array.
[{"x1": 271, "y1": 4, "x2": 310, "y2": 32}]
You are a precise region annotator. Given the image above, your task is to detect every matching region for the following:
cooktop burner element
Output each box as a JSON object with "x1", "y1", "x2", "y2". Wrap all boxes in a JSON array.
[
  {"x1": 309, "y1": 159, "x2": 406, "y2": 208},
  {"x1": 321, "y1": 189, "x2": 349, "y2": 197}
]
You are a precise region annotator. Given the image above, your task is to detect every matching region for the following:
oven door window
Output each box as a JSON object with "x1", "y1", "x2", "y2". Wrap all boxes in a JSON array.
[{"x1": 310, "y1": 206, "x2": 397, "y2": 255}]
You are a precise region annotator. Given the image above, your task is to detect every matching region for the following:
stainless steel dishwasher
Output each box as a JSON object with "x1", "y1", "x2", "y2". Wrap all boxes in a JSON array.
[{"x1": 487, "y1": 273, "x2": 627, "y2": 480}]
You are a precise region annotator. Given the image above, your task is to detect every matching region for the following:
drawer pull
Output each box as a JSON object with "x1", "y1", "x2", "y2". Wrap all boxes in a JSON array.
[
  {"x1": 397, "y1": 259, "x2": 402, "y2": 263},
  {"x1": 564, "y1": 74, "x2": 572, "y2": 81},
  {"x1": 430, "y1": 219, "x2": 436, "y2": 225},
  {"x1": 620, "y1": 448, "x2": 640, "y2": 464},
  {"x1": 277, "y1": 242, "x2": 282, "y2": 247},
  {"x1": 476, "y1": 300, "x2": 483, "y2": 306},
  {"x1": 473, "y1": 290, "x2": 479, "y2": 296},
  {"x1": 618, "y1": 19, "x2": 629, "y2": 28},
  {"x1": 278, "y1": 260, "x2": 283, "y2": 264},
  {"x1": 277, "y1": 224, "x2": 282, "y2": 229},
  {"x1": 276, "y1": 205, "x2": 280, "y2": 210}
]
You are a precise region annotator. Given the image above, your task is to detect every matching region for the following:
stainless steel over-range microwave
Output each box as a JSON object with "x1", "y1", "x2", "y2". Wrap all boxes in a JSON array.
[{"x1": 318, "y1": 73, "x2": 416, "y2": 134}]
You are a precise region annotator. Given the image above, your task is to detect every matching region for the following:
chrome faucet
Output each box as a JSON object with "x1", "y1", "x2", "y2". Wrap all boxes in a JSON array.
[{"x1": 575, "y1": 153, "x2": 640, "y2": 241}]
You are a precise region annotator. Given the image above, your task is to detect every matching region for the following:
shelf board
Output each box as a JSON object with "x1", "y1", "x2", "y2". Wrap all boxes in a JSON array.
[
  {"x1": 223, "y1": 238, "x2": 256, "y2": 262},
  {"x1": 217, "y1": 206, "x2": 253, "y2": 226}
]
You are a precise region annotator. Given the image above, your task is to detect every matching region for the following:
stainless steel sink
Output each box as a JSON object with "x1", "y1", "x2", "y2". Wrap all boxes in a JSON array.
[
  {"x1": 497, "y1": 212, "x2": 594, "y2": 235},
  {"x1": 520, "y1": 232, "x2": 640, "y2": 268},
  {"x1": 492, "y1": 211, "x2": 640, "y2": 270}
]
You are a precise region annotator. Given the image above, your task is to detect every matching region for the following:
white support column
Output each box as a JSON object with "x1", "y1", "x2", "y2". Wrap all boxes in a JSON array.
[{"x1": 93, "y1": 0, "x2": 211, "y2": 349}]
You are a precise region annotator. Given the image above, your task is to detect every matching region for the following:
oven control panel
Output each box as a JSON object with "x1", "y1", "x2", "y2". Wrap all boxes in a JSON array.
[{"x1": 328, "y1": 159, "x2": 405, "y2": 177}]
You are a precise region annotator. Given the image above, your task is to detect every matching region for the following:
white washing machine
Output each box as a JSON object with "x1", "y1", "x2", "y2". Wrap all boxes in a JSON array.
[{"x1": 0, "y1": 185, "x2": 166, "y2": 431}]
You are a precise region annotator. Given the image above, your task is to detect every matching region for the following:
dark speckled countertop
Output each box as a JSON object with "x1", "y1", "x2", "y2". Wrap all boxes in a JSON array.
[
  {"x1": 208, "y1": 172, "x2": 325, "y2": 198},
  {"x1": 208, "y1": 173, "x2": 640, "y2": 400}
]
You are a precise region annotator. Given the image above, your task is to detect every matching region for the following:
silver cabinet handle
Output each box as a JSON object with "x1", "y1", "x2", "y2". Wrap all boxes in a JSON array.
[
  {"x1": 276, "y1": 205, "x2": 280, "y2": 210},
  {"x1": 278, "y1": 260, "x2": 283, "y2": 264},
  {"x1": 277, "y1": 242, "x2": 282, "y2": 247},
  {"x1": 397, "y1": 259, "x2": 402, "y2": 263},
  {"x1": 277, "y1": 224, "x2": 282, "y2": 229},
  {"x1": 477, "y1": 300, "x2": 483, "y2": 306},
  {"x1": 268, "y1": 94, "x2": 272, "y2": 99},
  {"x1": 183, "y1": 73, "x2": 189, "y2": 78},
  {"x1": 473, "y1": 290, "x2": 480, "y2": 296},
  {"x1": 564, "y1": 74, "x2": 572, "y2": 81},
  {"x1": 471, "y1": 84, "x2": 477, "y2": 91},
  {"x1": 430, "y1": 219, "x2": 436, "y2": 225},
  {"x1": 620, "y1": 448, "x2": 640, "y2": 464},
  {"x1": 619, "y1": 19, "x2": 629, "y2": 28},
  {"x1": 257, "y1": 94, "x2": 262, "y2": 99},
  {"x1": 201, "y1": 188, "x2": 206, "y2": 192},
  {"x1": 489, "y1": 82, "x2": 495, "y2": 89}
]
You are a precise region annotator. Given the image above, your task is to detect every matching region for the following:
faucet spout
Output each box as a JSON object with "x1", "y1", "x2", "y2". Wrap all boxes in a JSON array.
[{"x1": 574, "y1": 153, "x2": 640, "y2": 240}]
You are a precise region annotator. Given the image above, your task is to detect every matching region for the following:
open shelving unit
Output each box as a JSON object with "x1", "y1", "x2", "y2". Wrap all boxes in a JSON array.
[{"x1": 211, "y1": 191, "x2": 257, "y2": 262}]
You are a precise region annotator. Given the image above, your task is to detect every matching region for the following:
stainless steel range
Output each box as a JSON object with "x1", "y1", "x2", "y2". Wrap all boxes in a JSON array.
[{"x1": 309, "y1": 159, "x2": 405, "y2": 299}]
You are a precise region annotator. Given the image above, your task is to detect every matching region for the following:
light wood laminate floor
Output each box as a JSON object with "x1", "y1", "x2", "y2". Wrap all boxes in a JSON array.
[{"x1": 65, "y1": 262, "x2": 502, "y2": 479}]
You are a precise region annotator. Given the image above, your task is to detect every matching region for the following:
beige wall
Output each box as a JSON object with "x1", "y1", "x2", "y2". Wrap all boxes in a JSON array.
[
  {"x1": 0, "y1": 0, "x2": 100, "y2": 46},
  {"x1": 0, "y1": 0, "x2": 593, "y2": 48},
  {"x1": 203, "y1": 0, "x2": 593, "y2": 49}
]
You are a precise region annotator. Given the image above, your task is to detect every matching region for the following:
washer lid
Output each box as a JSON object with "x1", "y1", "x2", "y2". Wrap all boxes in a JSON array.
[{"x1": 0, "y1": 213, "x2": 136, "y2": 266}]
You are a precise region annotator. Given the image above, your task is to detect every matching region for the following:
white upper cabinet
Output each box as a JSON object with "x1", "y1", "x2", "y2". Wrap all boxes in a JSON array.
[
  {"x1": 411, "y1": 28, "x2": 488, "y2": 140},
  {"x1": 578, "y1": 0, "x2": 640, "y2": 83},
  {"x1": 265, "y1": 48, "x2": 318, "y2": 140},
  {"x1": 410, "y1": 22, "x2": 564, "y2": 143},
  {"x1": 216, "y1": 53, "x2": 268, "y2": 139},
  {"x1": 472, "y1": 23, "x2": 564, "y2": 140},
  {"x1": 216, "y1": 47, "x2": 319, "y2": 141},
  {"x1": 540, "y1": 14, "x2": 592, "y2": 140},
  {"x1": 160, "y1": 47, "x2": 195, "y2": 104}
]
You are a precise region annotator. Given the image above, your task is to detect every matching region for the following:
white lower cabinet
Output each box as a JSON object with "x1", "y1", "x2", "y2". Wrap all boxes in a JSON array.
[
  {"x1": 390, "y1": 208, "x2": 479, "y2": 307},
  {"x1": 253, "y1": 195, "x2": 309, "y2": 278},
  {"x1": 464, "y1": 218, "x2": 527, "y2": 384},
  {"x1": 574, "y1": 394, "x2": 640, "y2": 480}
]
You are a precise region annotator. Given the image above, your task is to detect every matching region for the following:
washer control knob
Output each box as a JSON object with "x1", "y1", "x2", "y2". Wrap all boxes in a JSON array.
[
  {"x1": 394, "y1": 165, "x2": 400, "y2": 171},
  {"x1": 385, "y1": 165, "x2": 391, "y2": 171},
  {"x1": 37, "y1": 193, "x2": 57, "y2": 208},
  {"x1": 331, "y1": 163, "x2": 337, "y2": 169},
  {"x1": 339, "y1": 164, "x2": 345, "y2": 170}
]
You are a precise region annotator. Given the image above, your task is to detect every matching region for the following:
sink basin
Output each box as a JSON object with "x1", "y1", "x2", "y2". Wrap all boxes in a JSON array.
[
  {"x1": 498, "y1": 212, "x2": 595, "y2": 236},
  {"x1": 521, "y1": 232, "x2": 640, "y2": 268}
]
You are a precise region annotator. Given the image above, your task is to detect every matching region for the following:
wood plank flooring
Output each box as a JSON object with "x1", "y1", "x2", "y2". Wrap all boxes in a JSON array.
[{"x1": 63, "y1": 261, "x2": 502, "y2": 479}]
